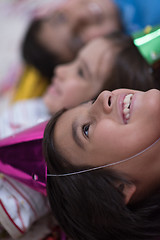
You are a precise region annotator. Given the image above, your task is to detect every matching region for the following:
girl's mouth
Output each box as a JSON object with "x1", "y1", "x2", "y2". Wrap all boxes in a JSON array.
[{"x1": 122, "y1": 94, "x2": 133, "y2": 123}]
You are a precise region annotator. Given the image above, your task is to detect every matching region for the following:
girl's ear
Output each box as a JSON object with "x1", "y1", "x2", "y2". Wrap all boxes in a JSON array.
[{"x1": 116, "y1": 182, "x2": 136, "y2": 204}]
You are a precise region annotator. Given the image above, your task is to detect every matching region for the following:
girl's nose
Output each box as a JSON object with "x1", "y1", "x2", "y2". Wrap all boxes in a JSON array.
[
  {"x1": 91, "y1": 91, "x2": 113, "y2": 115},
  {"x1": 54, "y1": 64, "x2": 68, "y2": 81}
]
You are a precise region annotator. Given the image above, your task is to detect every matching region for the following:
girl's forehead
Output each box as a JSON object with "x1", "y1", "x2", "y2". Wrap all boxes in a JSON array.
[
  {"x1": 53, "y1": 107, "x2": 81, "y2": 158},
  {"x1": 79, "y1": 38, "x2": 115, "y2": 79},
  {"x1": 81, "y1": 37, "x2": 109, "y2": 54}
]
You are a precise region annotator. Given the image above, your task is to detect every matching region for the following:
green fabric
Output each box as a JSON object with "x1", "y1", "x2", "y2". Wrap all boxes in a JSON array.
[{"x1": 132, "y1": 25, "x2": 160, "y2": 64}]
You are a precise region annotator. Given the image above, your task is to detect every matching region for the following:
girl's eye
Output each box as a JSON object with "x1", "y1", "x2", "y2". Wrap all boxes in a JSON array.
[
  {"x1": 92, "y1": 96, "x2": 98, "y2": 104},
  {"x1": 50, "y1": 11, "x2": 67, "y2": 25},
  {"x1": 55, "y1": 12, "x2": 67, "y2": 23},
  {"x1": 78, "y1": 67, "x2": 84, "y2": 78},
  {"x1": 82, "y1": 124, "x2": 90, "y2": 138}
]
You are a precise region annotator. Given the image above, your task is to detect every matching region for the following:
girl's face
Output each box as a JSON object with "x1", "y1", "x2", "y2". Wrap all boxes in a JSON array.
[
  {"x1": 53, "y1": 89, "x2": 160, "y2": 171},
  {"x1": 43, "y1": 38, "x2": 116, "y2": 114},
  {"x1": 38, "y1": 0, "x2": 120, "y2": 61}
]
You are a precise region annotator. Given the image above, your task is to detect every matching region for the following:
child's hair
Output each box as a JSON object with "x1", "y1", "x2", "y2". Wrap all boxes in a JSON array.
[
  {"x1": 99, "y1": 32, "x2": 156, "y2": 93},
  {"x1": 43, "y1": 112, "x2": 160, "y2": 240},
  {"x1": 152, "y1": 59, "x2": 160, "y2": 89},
  {"x1": 21, "y1": 19, "x2": 65, "y2": 81}
]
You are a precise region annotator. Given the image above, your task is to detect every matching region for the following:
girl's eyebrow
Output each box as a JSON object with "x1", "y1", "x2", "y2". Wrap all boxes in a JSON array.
[{"x1": 72, "y1": 119, "x2": 85, "y2": 150}]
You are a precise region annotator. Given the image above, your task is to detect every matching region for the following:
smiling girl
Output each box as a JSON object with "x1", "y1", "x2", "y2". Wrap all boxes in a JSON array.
[{"x1": 44, "y1": 88, "x2": 160, "y2": 240}]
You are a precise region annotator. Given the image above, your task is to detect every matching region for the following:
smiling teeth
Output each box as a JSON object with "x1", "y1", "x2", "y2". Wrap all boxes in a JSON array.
[{"x1": 123, "y1": 94, "x2": 133, "y2": 122}]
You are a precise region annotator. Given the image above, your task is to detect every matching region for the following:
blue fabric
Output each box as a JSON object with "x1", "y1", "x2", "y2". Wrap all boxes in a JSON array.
[{"x1": 114, "y1": 0, "x2": 160, "y2": 34}]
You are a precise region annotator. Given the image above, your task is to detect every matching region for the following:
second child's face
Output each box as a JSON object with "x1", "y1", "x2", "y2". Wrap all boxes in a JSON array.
[
  {"x1": 43, "y1": 37, "x2": 116, "y2": 114},
  {"x1": 53, "y1": 89, "x2": 160, "y2": 172}
]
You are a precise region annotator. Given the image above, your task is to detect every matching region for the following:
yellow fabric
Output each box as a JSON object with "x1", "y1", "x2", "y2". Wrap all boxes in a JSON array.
[{"x1": 12, "y1": 66, "x2": 49, "y2": 102}]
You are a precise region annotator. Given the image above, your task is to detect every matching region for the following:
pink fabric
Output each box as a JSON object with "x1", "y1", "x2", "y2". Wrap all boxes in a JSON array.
[
  {"x1": 0, "y1": 120, "x2": 47, "y2": 146},
  {"x1": 0, "y1": 121, "x2": 48, "y2": 195}
]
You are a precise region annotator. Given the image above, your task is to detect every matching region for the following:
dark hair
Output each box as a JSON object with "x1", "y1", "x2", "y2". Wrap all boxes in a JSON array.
[
  {"x1": 99, "y1": 32, "x2": 157, "y2": 92},
  {"x1": 152, "y1": 59, "x2": 160, "y2": 89},
  {"x1": 43, "y1": 111, "x2": 160, "y2": 240},
  {"x1": 21, "y1": 18, "x2": 64, "y2": 81}
]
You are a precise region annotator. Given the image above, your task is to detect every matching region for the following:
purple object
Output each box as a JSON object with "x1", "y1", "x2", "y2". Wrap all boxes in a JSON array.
[{"x1": 0, "y1": 121, "x2": 48, "y2": 195}]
